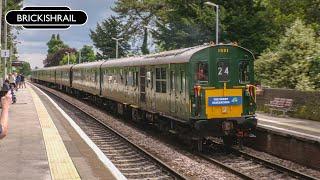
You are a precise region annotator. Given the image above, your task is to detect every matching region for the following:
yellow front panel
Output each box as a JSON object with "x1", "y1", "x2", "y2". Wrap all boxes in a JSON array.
[{"x1": 205, "y1": 89, "x2": 243, "y2": 119}]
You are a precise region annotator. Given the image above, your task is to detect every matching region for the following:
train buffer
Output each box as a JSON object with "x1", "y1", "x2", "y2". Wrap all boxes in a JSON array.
[{"x1": 0, "y1": 85, "x2": 125, "y2": 180}]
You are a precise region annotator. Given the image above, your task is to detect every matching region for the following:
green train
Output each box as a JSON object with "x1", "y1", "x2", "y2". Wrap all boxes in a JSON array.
[{"x1": 32, "y1": 43, "x2": 257, "y2": 150}]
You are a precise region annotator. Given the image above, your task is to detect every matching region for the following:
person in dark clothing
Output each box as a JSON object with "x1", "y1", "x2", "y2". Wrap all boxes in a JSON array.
[{"x1": 20, "y1": 74, "x2": 26, "y2": 88}]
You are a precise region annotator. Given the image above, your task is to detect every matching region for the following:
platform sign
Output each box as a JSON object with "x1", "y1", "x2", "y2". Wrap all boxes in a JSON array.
[
  {"x1": 208, "y1": 96, "x2": 242, "y2": 106},
  {"x1": 1, "y1": 50, "x2": 10, "y2": 58}
]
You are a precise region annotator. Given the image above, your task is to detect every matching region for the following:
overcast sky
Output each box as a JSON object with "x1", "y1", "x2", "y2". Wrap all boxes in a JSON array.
[{"x1": 17, "y1": 0, "x2": 115, "y2": 68}]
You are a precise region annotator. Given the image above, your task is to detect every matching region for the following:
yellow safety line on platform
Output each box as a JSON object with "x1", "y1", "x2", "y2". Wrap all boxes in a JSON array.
[{"x1": 28, "y1": 87, "x2": 81, "y2": 180}]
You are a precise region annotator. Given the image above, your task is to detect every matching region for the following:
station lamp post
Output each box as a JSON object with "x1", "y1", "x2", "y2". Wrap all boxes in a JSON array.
[
  {"x1": 65, "y1": 52, "x2": 70, "y2": 65},
  {"x1": 78, "y1": 49, "x2": 81, "y2": 64},
  {"x1": 143, "y1": 25, "x2": 154, "y2": 53},
  {"x1": 112, "y1": 37, "x2": 123, "y2": 59},
  {"x1": 204, "y1": 1, "x2": 219, "y2": 44}
]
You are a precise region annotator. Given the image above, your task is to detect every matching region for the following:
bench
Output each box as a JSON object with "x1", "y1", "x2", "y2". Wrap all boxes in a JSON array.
[{"x1": 265, "y1": 98, "x2": 294, "y2": 116}]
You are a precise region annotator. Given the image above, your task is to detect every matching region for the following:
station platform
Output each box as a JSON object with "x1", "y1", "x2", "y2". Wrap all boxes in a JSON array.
[
  {"x1": 257, "y1": 113, "x2": 320, "y2": 142},
  {"x1": 0, "y1": 85, "x2": 125, "y2": 180}
]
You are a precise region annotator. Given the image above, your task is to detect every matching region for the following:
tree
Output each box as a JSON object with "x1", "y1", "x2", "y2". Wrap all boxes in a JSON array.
[
  {"x1": 44, "y1": 48, "x2": 76, "y2": 67},
  {"x1": 132, "y1": 0, "x2": 277, "y2": 54},
  {"x1": 90, "y1": 16, "x2": 130, "y2": 59},
  {"x1": 112, "y1": 0, "x2": 161, "y2": 54},
  {"x1": 17, "y1": 62, "x2": 31, "y2": 76},
  {"x1": 79, "y1": 45, "x2": 96, "y2": 62},
  {"x1": 44, "y1": 34, "x2": 69, "y2": 66},
  {"x1": 151, "y1": 0, "x2": 217, "y2": 51},
  {"x1": 255, "y1": 19, "x2": 320, "y2": 90},
  {"x1": 46, "y1": 34, "x2": 68, "y2": 54},
  {"x1": 60, "y1": 51, "x2": 77, "y2": 65}
]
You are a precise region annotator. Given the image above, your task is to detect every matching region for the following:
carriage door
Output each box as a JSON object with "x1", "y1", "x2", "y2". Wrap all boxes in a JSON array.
[
  {"x1": 139, "y1": 67, "x2": 146, "y2": 105},
  {"x1": 146, "y1": 67, "x2": 156, "y2": 111},
  {"x1": 170, "y1": 65, "x2": 177, "y2": 113}
]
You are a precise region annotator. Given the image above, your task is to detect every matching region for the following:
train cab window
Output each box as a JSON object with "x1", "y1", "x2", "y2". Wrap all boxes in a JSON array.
[
  {"x1": 239, "y1": 61, "x2": 250, "y2": 83},
  {"x1": 156, "y1": 68, "x2": 167, "y2": 93},
  {"x1": 217, "y1": 60, "x2": 229, "y2": 82},
  {"x1": 195, "y1": 62, "x2": 208, "y2": 84}
]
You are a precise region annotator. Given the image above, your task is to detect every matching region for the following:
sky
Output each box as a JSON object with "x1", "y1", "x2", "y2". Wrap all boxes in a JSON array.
[{"x1": 17, "y1": 0, "x2": 116, "y2": 68}]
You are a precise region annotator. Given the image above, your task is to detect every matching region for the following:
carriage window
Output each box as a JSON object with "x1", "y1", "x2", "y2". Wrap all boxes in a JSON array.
[
  {"x1": 181, "y1": 71, "x2": 185, "y2": 92},
  {"x1": 155, "y1": 67, "x2": 167, "y2": 93},
  {"x1": 217, "y1": 60, "x2": 229, "y2": 82},
  {"x1": 119, "y1": 69, "x2": 123, "y2": 84},
  {"x1": 135, "y1": 72, "x2": 139, "y2": 86},
  {"x1": 239, "y1": 61, "x2": 250, "y2": 83},
  {"x1": 195, "y1": 62, "x2": 208, "y2": 83},
  {"x1": 146, "y1": 71, "x2": 151, "y2": 88},
  {"x1": 151, "y1": 71, "x2": 154, "y2": 89},
  {"x1": 95, "y1": 71, "x2": 98, "y2": 82},
  {"x1": 170, "y1": 71, "x2": 175, "y2": 90},
  {"x1": 125, "y1": 71, "x2": 128, "y2": 85}
]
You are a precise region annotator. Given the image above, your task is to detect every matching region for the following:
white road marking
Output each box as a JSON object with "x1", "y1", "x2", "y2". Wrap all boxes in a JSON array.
[{"x1": 30, "y1": 83, "x2": 127, "y2": 180}]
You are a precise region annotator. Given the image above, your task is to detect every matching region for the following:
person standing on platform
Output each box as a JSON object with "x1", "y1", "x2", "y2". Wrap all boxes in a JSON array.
[
  {"x1": 20, "y1": 74, "x2": 26, "y2": 88},
  {"x1": 16, "y1": 74, "x2": 21, "y2": 90},
  {"x1": 8, "y1": 73, "x2": 15, "y2": 90},
  {"x1": 8, "y1": 74, "x2": 17, "y2": 103},
  {"x1": 0, "y1": 92, "x2": 12, "y2": 139}
]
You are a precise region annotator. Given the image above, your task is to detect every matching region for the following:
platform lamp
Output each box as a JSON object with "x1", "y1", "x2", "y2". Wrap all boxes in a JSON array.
[
  {"x1": 65, "y1": 52, "x2": 70, "y2": 65},
  {"x1": 111, "y1": 37, "x2": 123, "y2": 59},
  {"x1": 204, "y1": 1, "x2": 219, "y2": 44}
]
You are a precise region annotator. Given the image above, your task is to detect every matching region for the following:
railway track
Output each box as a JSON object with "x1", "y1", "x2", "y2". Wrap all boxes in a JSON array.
[
  {"x1": 199, "y1": 141, "x2": 318, "y2": 180},
  {"x1": 34, "y1": 83, "x2": 319, "y2": 180},
  {"x1": 35, "y1": 85, "x2": 185, "y2": 180}
]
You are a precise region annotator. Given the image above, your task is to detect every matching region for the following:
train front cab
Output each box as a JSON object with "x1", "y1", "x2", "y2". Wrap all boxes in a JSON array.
[{"x1": 191, "y1": 44, "x2": 257, "y2": 146}]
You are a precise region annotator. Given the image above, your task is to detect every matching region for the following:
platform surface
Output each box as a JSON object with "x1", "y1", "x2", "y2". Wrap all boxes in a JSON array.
[
  {"x1": 0, "y1": 85, "x2": 120, "y2": 180},
  {"x1": 257, "y1": 113, "x2": 320, "y2": 142}
]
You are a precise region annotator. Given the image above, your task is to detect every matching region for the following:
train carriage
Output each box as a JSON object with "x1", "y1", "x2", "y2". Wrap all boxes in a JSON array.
[
  {"x1": 33, "y1": 66, "x2": 57, "y2": 85},
  {"x1": 71, "y1": 61, "x2": 103, "y2": 96},
  {"x1": 55, "y1": 64, "x2": 74, "y2": 92},
  {"x1": 32, "y1": 43, "x2": 257, "y2": 149}
]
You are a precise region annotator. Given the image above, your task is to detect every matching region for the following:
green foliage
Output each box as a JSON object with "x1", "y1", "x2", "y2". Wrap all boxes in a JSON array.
[
  {"x1": 44, "y1": 34, "x2": 71, "y2": 67},
  {"x1": 113, "y1": 0, "x2": 160, "y2": 54},
  {"x1": 79, "y1": 45, "x2": 96, "y2": 62},
  {"x1": 17, "y1": 62, "x2": 31, "y2": 76},
  {"x1": 109, "y1": 0, "x2": 319, "y2": 55},
  {"x1": 255, "y1": 19, "x2": 320, "y2": 90},
  {"x1": 90, "y1": 16, "x2": 130, "y2": 59},
  {"x1": 44, "y1": 48, "x2": 76, "y2": 67},
  {"x1": 46, "y1": 34, "x2": 69, "y2": 54},
  {"x1": 60, "y1": 52, "x2": 77, "y2": 65},
  {"x1": 152, "y1": 0, "x2": 216, "y2": 50}
]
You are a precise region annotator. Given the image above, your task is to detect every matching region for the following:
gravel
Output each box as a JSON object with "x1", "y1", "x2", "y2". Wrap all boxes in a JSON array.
[{"x1": 239, "y1": 146, "x2": 320, "y2": 179}]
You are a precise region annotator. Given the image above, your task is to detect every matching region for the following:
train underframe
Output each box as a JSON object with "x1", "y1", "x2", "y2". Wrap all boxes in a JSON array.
[{"x1": 32, "y1": 79, "x2": 257, "y2": 151}]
